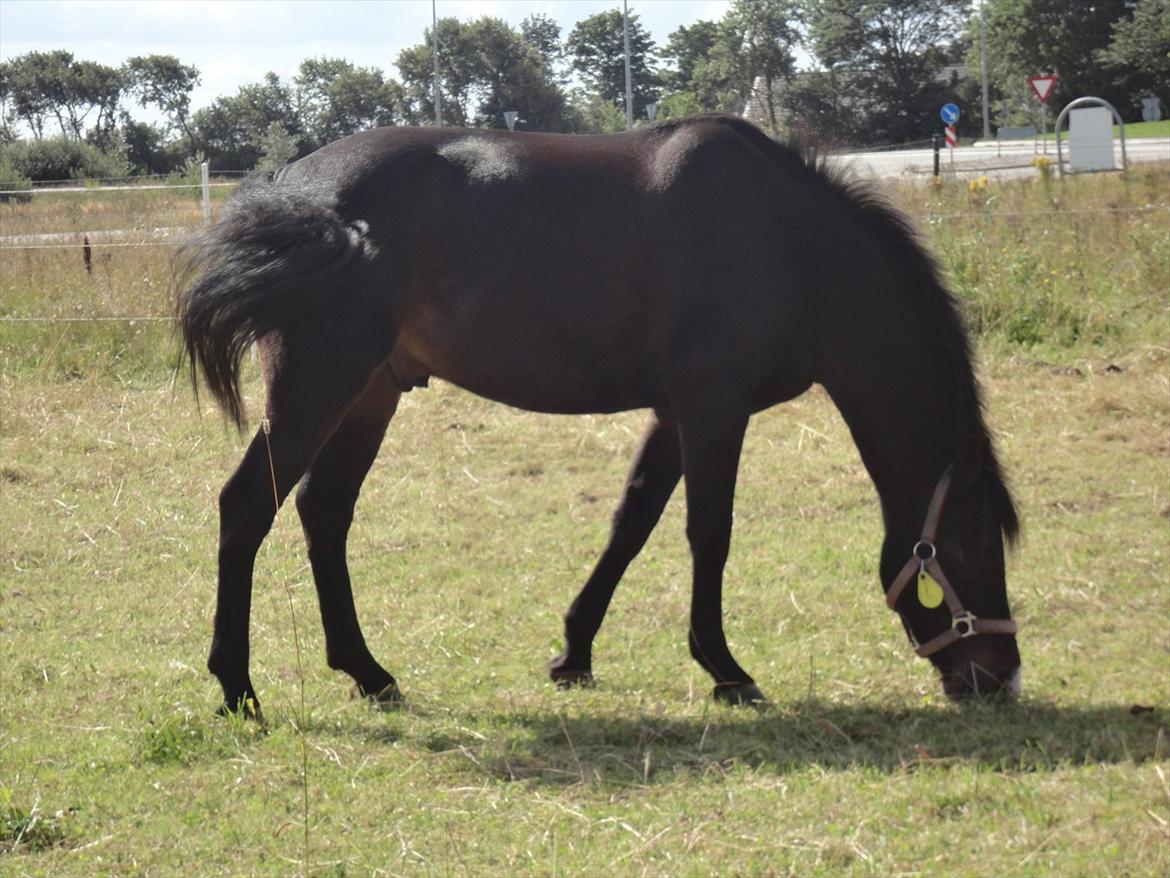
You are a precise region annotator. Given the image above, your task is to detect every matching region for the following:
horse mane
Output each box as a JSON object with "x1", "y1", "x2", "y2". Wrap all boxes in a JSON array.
[
  {"x1": 814, "y1": 165, "x2": 1018, "y2": 544},
  {"x1": 688, "y1": 116, "x2": 1020, "y2": 544}
]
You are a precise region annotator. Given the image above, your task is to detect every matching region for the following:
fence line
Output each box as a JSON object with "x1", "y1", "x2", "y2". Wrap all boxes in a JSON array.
[
  {"x1": 831, "y1": 138, "x2": 935, "y2": 154},
  {"x1": 918, "y1": 205, "x2": 1168, "y2": 220},
  {"x1": 1, "y1": 204, "x2": 1163, "y2": 254},
  {"x1": 8, "y1": 170, "x2": 248, "y2": 186},
  {"x1": 0, "y1": 315, "x2": 171, "y2": 323},
  {"x1": 0, "y1": 241, "x2": 180, "y2": 251},
  {"x1": 0, "y1": 181, "x2": 238, "y2": 196}
]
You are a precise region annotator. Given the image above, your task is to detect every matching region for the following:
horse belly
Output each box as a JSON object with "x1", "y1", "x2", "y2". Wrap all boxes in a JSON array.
[{"x1": 394, "y1": 282, "x2": 658, "y2": 415}]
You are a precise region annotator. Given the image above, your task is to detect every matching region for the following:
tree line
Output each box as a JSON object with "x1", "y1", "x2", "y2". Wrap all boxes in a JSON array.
[{"x1": 0, "y1": 0, "x2": 1164, "y2": 180}]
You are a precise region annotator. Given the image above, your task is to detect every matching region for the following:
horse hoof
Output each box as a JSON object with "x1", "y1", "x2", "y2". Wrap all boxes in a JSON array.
[
  {"x1": 549, "y1": 668, "x2": 595, "y2": 690},
  {"x1": 554, "y1": 674, "x2": 594, "y2": 693},
  {"x1": 217, "y1": 695, "x2": 264, "y2": 723},
  {"x1": 352, "y1": 682, "x2": 404, "y2": 709},
  {"x1": 548, "y1": 652, "x2": 595, "y2": 689},
  {"x1": 713, "y1": 682, "x2": 769, "y2": 708}
]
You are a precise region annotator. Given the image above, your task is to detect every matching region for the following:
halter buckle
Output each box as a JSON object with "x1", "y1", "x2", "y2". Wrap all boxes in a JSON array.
[
  {"x1": 951, "y1": 611, "x2": 978, "y2": 638},
  {"x1": 912, "y1": 540, "x2": 937, "y2": 561}
]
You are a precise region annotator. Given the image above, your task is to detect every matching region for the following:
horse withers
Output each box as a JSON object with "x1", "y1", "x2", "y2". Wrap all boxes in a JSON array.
[{"x1": 176, "y1": 115, "x2": 1021, "y2": 717}]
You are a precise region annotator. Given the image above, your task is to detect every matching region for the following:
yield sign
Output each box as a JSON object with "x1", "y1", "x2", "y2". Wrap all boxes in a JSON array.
[{"x1": 1028, "y1": 75, "x2": 1058, "y2": 104}]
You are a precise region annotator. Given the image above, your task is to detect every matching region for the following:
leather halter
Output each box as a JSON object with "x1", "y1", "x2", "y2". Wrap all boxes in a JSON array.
[{"x1": 886, "y1": 467, "x2": 1017, "y2": 657}]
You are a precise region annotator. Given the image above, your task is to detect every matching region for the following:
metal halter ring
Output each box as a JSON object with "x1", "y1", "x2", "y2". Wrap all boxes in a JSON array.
[
  {"x1": 952, "y1": 611, "x2": 977, "y2": 638},
  {"x1": 913, "y1": 540, "x2": 937, "y2": 561}
]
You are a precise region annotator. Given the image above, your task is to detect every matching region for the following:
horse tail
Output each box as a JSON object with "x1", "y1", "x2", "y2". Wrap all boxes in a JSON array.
[{"x1": 175, "y1": 178, "x2": 378, "y2": 429}]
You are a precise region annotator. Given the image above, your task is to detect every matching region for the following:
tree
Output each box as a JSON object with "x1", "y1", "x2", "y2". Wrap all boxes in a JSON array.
[
  {"x1": 566, "y1": 9, "x2": 660, "y2": 120},
  {"x1": 659, "y1": 21, "x2": 720, "y2": 97},
  {"x1": 971, "y1": 0, "x2": 1132, "y2": 124},
  {"x1": 663, "y1": 20, "x2": 720, "y2": 94},
  {"x1": 121, "y1": 118, "x2": 173, "y2": 175},
  {"x1": 783, "y1": 69, "x2": 878, "y2": 144},
  {"x1": 660, "y1": 2, "x2": 803, "y2": 129},
  {"x1": 255, "y1": 121, "x2": 299, "y2": 171},
  {"x1": 1099, "y1": 0, "x2": 1170, "y2": 79},
  {"x1": 473, "y1": 17, "x2": 572, "y2": 129},
  {"x1": 569, "y1": 91, "x2": 627, "y2": 132},
  {"x1": 2, "y1": 56, "x2": 49, "y2": 139},
  {"x1": 398, "y1": 17, "x2": 480, "y2": 126},
  {"x1": 720, "y1": 0, "x2": 803, "y2": 134},
  {"x1": 1096, "y1": 0, "x2": 1169, "y2": 112},
  {"x1": 7, "y1": 51, "x2": 75, "y2": 139},
  {"x1": 520, "y1": 13, "x2": 564, "y2": 78},
  {"x1": 1, "y1": 51, "x2": 125, "y2": 141},
  {"x1": 0, "y1": 63, "x2": 13, "y2": 143},
  {"x1": 125, "y1": 55, "x2": 200, "y2": 151},
  {"x1": 192, "y1": 72, "x2": 303, "y2": 169},
  {"x1": 661, "y1": 20, "x2": 732, "y2": 111},
  {"x1": 295, "y1": 57, "x2": 402, "y2": 148},
  {"x1": 75, "y1": 60, "x2": 124, "y2": 147},
  {"x1": 804, "y1": 0, "x2": 968, "y2": 143},
  {"x1": 398, "y1": 17, "x2": 571, "y2": 130}
]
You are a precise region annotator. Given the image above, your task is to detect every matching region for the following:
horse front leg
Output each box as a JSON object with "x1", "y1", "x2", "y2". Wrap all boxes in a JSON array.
[
  {"x1": 678, "y1": 409, "x2": 767, "y2": 706},
  {"x1": 549, "y1": 413, "x2": 681, "y2": 686},
  {"x1": 295, "y1": 368, "x2": 402, "y2": 705}
]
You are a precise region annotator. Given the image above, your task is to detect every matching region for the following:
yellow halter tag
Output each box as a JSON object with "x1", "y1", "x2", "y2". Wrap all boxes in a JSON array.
[{"x1": 917, "y1": 570, "x2": 944, "y2": 609}]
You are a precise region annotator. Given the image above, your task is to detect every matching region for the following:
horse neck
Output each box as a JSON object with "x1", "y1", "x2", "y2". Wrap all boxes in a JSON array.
[
  {"x1": 819, "y1": 314, "x2": 977, "y2": 538},
  {"x1": 804, "y1": 182, "x2": 986, "y2": 542}
]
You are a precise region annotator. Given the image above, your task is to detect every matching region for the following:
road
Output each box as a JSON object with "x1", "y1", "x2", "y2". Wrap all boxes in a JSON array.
[{"x1": 828, "y1": 137, "x2": 1170, "y2": 181}]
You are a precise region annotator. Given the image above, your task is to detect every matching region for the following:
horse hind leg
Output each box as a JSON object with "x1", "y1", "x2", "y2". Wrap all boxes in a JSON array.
[
  {"x1": 210, "y1": 432, "x2": 282, "y2": 719},
  {"x1": 549, "y1": 413, "x2": 682, "y2": 687},
  {"x1": 295, "y1": 367, "x2": 402, "y2": 704},
  {"x1": 208, "y1": 327, "x2": 393, "y2": 718}
]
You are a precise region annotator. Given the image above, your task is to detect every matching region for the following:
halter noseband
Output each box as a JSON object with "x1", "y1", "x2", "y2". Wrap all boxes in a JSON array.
[{"x1": 886, "y1": 467, "x2": 1017, "y2": 657}]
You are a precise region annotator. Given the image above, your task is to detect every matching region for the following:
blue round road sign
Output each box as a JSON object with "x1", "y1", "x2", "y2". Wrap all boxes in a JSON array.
[{"x1": 940, "y1": 103, "x2": 960, "y2": 124}]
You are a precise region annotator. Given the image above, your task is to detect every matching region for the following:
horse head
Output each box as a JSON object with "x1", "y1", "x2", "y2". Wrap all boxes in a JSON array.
[{"x1": 886, "y1": 435, "x2": 1021, "y2": 700}]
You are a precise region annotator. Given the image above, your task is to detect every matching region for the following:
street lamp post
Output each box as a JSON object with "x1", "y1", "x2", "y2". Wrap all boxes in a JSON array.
[
  {"x1": 980, "y1": 0, "x2": 990, "y2": 140},
  {"x1": 622, "y1": 0, "x2": 634, "y2": 130},
  {"x1": 432, "y1": 0, "x2": 442, "y2": 126}
]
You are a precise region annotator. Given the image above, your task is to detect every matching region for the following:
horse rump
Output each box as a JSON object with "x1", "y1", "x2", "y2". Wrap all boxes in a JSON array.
[{"x1": 174, "y1": 177, "x2": 378, "y2": 429}]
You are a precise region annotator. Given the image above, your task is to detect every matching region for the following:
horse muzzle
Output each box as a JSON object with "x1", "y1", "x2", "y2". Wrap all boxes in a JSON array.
[{"x1": 939, "y1": 658, "x2": 1021, "y2": 701}]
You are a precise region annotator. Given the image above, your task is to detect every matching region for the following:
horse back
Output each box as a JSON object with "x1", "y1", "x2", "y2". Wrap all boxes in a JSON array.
[{"x1": 277, "y1": 120, "x2": 829, "y2": 414}]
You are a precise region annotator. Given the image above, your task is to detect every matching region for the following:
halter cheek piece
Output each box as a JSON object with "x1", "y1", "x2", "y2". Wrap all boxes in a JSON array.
[{"x1": 885, "y1": 467, "x2": 1017, "y2": 658}]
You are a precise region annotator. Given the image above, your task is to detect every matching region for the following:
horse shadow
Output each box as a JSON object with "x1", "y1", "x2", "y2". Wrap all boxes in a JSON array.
[{"x1": 399, "y1": 699, "x2": 1167, "y2": 788}]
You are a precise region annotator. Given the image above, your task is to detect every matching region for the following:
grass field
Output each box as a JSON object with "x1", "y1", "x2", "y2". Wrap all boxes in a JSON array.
[
  {"x1": 1, "y1": 163, "x2": 1168, "y2": 876},
  {"x1": 1015, "y1": 120, "x2": 1170, "y2": 142},
  {"x1": 1112, "y1": 120, "x2": 1170, "y2": 139}
]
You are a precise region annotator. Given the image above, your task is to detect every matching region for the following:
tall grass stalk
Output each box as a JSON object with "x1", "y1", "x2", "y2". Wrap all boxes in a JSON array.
[{"x1": 261, "y1": 418, "x2": 312, "y2": 877}]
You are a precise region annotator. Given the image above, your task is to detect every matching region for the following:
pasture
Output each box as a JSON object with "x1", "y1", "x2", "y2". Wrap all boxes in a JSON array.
[{"x1": 2, "y1": 163, "x2": 1168, "y2": 876}]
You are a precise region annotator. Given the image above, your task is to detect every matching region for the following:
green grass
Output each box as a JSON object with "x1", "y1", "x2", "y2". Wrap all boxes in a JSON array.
[
  {"x1": 1115, "y1": 120, "x2": 1170, "y2": 138},
  {"x1": 1024, "y1": 119, "x2": 1169, "y2": 142},
  {"x1": 1, "y1": 167, "x2": 1168, "y2": 876}
]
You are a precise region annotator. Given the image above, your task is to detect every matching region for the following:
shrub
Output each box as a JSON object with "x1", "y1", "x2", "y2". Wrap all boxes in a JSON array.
[
  {"x1": 0, "y1": 137, "x2": 130, "y2": 182},
  {"x1": 0, "y1": 156, "x2": 33, "y2": 203},
  {"x1": 254, "y1": 121, "x2": 298, "y2": 172}
]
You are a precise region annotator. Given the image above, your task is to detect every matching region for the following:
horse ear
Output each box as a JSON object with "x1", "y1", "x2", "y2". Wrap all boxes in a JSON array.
[{"x1": 952, "y1": 432, "x2": 990, "y2": 495}]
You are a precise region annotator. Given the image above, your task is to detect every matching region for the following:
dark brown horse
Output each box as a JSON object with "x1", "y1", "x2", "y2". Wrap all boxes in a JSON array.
[{"x1": 177, "y1": 115, "x2": 1021, "y2": 717}]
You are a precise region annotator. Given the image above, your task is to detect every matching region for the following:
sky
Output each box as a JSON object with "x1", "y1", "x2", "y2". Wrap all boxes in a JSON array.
[{"x1": 0, "y1": 0, "x2": 736, "y2": 119}]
